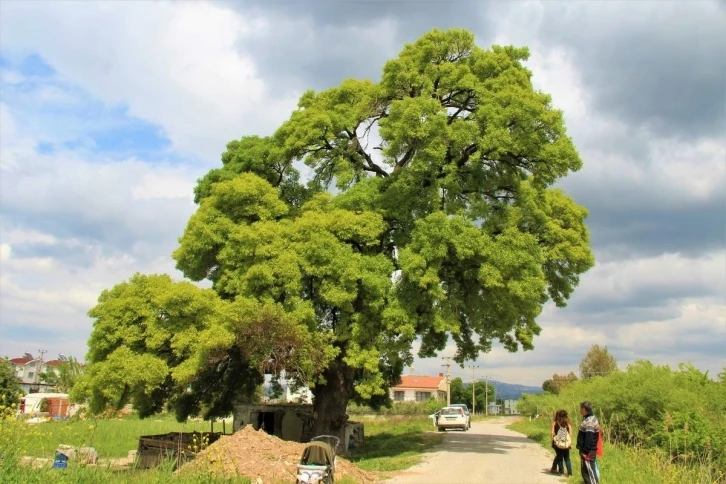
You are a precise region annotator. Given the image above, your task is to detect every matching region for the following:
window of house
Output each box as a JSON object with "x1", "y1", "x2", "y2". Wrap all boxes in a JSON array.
[
  {"x1": 415, "y1": 391, "x2": 431, "y2": 402},
  {"x1": 28, "y1": 371, "x2": 35, "y2": 380},
  {"x1": 393, "y1": 391, "x2": 405, "y2": 401}
]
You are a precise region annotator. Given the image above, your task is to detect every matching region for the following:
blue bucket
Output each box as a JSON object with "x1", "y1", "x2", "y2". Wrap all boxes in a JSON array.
[{"x1": 53, "y1": 452, "x2": 69, "y2": 469}]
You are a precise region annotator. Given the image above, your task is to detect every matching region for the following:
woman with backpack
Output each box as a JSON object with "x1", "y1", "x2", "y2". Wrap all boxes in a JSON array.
[{"x1": 550, "y1": 409, "x2": 573, "y2": 476}]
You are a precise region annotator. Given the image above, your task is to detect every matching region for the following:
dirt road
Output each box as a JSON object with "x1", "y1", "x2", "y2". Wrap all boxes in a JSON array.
[{"x1": 384, "y1": 416, "x2": 565, "y2": 484}]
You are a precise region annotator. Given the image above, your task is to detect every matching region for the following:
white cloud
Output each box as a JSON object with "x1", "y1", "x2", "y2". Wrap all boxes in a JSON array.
[
  {"x1": 0, "y1": 1, "x2": 300, "y2": 160},
  {"x1": 0, "y1": 243, "x2": 10, "y2": 262},
  {"x1": 131, "y1": 172, "x2": 195, "y2": 201}
]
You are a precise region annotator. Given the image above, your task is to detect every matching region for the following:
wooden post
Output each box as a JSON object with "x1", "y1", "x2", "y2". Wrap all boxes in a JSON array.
[{"x1": 223, "y1": 419, "x2": 226, "y2": 435}]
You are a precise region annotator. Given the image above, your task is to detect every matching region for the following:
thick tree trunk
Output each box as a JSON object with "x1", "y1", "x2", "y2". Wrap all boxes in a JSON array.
[{"x1": 310, "y1": 355, "x2": 355, "y2": 452}]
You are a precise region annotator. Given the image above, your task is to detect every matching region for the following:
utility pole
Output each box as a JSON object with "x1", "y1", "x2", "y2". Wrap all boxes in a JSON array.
[
  {"x1": 36, "y1": 349, "x2": 47, "y2": 384},
  {"x1": 441, "y1": 357, "x2": 452, "y2": 406},
  {"x1": 481, "y1": 375, "x2": 491, "y2": 415},
  {"x1": 468, "y1": 365, "x2": 479, "y2": 414}
]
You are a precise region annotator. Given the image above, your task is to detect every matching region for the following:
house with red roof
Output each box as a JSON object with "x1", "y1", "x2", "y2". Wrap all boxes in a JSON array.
[
  {"x1": 7, "y1": 353, "x2": 68, "y2": 394},
  {"x1": 389, "y1": 374, "x2": 448, "y2": 402}
]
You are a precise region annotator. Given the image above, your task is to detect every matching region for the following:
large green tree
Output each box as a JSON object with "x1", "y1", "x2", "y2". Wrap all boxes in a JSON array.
[
  {"x1": 579, "y1": 344, "x2": 618, "y2": 379},
  {"x1": 82, "y1": 29, "x2": 593, "y2": 437},
  {"x1": 450, "y1": 378, "x2": 495, "y2": 413},
  {"x1": 75, "y1": 274, "x2": 333, "y2": 420}
]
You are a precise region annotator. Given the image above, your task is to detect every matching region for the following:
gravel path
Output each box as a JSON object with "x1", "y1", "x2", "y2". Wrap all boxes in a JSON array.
[{"x1": 384, "y1": 416, "x2": 566, "y2": 484}]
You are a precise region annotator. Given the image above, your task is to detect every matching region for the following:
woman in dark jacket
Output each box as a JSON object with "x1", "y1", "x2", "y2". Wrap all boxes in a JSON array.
[{"x1": 576, "y1": 401, "x2": 600, "y2": 484}]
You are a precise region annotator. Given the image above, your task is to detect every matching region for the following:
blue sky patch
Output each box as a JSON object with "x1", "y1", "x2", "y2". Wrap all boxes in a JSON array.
[{"x1": 1, "y1": 52, "x2": 180, "y2": 163}]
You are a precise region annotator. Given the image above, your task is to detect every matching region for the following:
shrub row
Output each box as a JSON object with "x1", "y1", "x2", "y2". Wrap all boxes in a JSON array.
[{"x1": 517, "y1": 361, "x2": 726, "y2": 476}]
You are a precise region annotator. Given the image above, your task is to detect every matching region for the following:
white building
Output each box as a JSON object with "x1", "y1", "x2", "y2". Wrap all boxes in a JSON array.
[
  {"x1": 389, "y1": 374, "x2": 448, "y2": 402},
  {"x1": 7, "y1": 353, "x2": 66, "y2": 394},
  {"x1": 262, "y1": 374, "x2": 313, "y2": 404}
]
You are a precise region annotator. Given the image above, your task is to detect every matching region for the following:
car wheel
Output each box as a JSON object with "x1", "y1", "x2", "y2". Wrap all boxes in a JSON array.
[{"x1": 438, "y1": 427, "x2": 445, "y2": 432}]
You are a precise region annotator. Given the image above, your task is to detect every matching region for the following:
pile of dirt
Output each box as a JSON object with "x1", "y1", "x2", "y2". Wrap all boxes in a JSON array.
[{"x1": 178, "y1": 426, "x2": 377, "y2": 483}]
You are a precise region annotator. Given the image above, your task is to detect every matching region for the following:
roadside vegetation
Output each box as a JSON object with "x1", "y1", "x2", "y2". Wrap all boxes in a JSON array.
[
  {"x1": 515, "y1": 360, "x2": 726, "y2": 483},
  {"x1": 350, "y1": 416, "x2": 443, "y2": 473},
  {"x1": 2, "y1": 395, "x2": 441, "y2": 483}
]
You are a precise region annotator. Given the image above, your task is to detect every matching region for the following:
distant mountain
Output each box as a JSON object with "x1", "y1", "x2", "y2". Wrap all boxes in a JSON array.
[{"x1": 468, "y1": 380, "x2": 543, "y2": 401}]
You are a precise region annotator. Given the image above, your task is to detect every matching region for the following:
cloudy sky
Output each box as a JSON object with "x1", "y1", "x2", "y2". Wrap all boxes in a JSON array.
[{"x1": 1, "y1": 1, "x2": 724, "y2": 387}]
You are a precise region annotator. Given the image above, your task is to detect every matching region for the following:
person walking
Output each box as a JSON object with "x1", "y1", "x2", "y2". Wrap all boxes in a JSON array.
[
  {"x1": 577, "y1": 401, "x2": 600, "y2": 484},
  {"x1": 550, "y1": 409, "x2": 573, "y2": 476}
]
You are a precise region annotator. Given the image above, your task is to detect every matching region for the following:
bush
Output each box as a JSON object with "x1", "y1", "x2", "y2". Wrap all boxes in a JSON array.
[
  {"x1": 517, "y1": 361, "x2": 726, "y2": 476},
  {"x1": 348, "y1": 399, "x2": 442, "y2": 416}
]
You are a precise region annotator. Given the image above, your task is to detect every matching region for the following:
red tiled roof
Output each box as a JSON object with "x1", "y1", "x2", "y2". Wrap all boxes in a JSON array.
[
  {"x1": 395, "y1": 375, "x2": 445, "y2": 389},
  {"x1": 44, "y1": 360, "x2": 63, "y2": 367},
  {"x1": 9, "y1": 358, "x2": 32, "y2": 364}
]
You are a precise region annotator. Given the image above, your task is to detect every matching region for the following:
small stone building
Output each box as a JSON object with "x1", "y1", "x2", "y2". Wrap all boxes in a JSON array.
[{"x1": 232, "y1": 403, "x2": 363, "y2": 454}]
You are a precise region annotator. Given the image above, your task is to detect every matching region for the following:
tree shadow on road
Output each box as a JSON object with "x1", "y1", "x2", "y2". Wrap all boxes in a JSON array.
[{"x1": 435, "y1": 429, "x2": 537, "y2": 455}]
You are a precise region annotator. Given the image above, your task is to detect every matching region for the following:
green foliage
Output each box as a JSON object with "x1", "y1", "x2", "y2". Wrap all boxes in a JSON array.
[
  {"x1": 348, "y1": 399, "x2": 442, "y2": 416},
  {"x1": 76, "y1": 274, "x2": 333, "y2": 421},
  {"x1": 518, "y1": 361, "x2": 726, "y2": 476},
  {"x1": 450, "y1": 377, "x2": 495, "y2": 412},
  {"x1": 0, "y1": 460, "x2": 251, "y2": 484},
  {"x1": 39, "y1": 356, "x2": 85, "y2": 394},
  {"x1": 579, "y1": 344, "x2": 618, "y2": 378},
  {"x1": 13, "y1": 413, "x2": 212, "y2": 459},
  {"x1": 84, "y1": 28, "x2": 593, "y2": 427},
  {"x1": 541, "y1": 371, "x2": 577, "y2": 395},
  {"x1": 175, "y1": 28, "x2": 593, "y2": 406},
  {"x1": 511, "y1": 418, "x2": 722, "y2": 484},
  {"x1": 0, "y1": 358, "x2": 22, "y2": 405},
  {"x1": 350, "y1": 416, "x2": 444, "y2": 472}
]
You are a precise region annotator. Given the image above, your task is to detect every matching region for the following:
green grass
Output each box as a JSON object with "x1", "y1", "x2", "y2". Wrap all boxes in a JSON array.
[
  {"x1": 0, "y1": 459, "x2": 251, "y2": 484},
  {"x1": 20, "y1": 413, "x2": 213, "y2": 459},
  {"x1": 349, "y1": 416, "x2": 444, "y2": 473},
  {"x1": 509, "y1": 418, "x2": 725, "y2": 484},
  {"x1": 5, "y1": 414, "x2": 442, "y2": 483}
]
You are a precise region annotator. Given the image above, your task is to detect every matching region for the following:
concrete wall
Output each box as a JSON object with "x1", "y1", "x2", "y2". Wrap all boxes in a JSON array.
[{"x1": 233, "y1": 403, "x2": 364, "y2": 453}]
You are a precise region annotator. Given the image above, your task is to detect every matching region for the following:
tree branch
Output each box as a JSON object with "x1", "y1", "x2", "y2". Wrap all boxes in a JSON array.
[
  {"x1": 345, "y1": 128, "x2": 389, "y2": 177},
  {"x1": 393, "y1": 146, "x2": 416, "y2": 173},
  {"x1": 447, "y1": 94, "x2": 475, "y2": 124}
]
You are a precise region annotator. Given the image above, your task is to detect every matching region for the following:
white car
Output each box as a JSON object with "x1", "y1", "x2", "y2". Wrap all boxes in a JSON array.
[
  {"x1": 449, "y1": 404, "x2": 471, "y2": 429},
  {"x1": 436, "y1": 406, "x2": 469, "y2": 432}
]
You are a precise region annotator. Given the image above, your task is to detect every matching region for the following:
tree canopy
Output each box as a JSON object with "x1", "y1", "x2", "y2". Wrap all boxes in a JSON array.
[
  {"x1": 40, "y1": 356, "x2": 84, "y2": 395},
  {"x1": 450, "y1": 377, "x2": 495, "y2": 412},
  {"x1": 0, "y1": 358, "x2": 22, "y2": 405},
  {"x1": 579, "y1": 344, "x2": 618, "y2": 379},
  {"x1": 79, "y1": 28, "x2": 593, "y2": 435},
  {"x1": 542, "y1": 371, "x2": 578, "y2": 394}
]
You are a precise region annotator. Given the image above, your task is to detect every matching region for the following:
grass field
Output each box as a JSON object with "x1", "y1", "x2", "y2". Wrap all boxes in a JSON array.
[
  {"x1": 2, "y1": 413, "x2": 440, "y2": 483},
  {"x1": 509, "y1": 418, "x2": 725, "y2": 484},
  {"x1": 350, "y1": 416, "x2": 444, "y2": 473},
  {"x1": 16, "y1": 413, "x2": 215, "y2": 459}
]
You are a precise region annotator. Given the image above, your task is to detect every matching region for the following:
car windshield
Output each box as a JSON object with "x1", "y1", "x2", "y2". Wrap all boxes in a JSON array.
[{"x1": 441, "y1": 408, "x2": 462, "y2": 416}]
